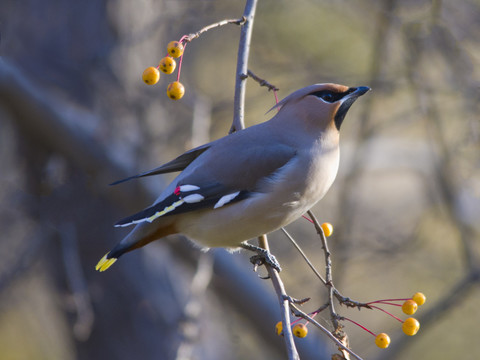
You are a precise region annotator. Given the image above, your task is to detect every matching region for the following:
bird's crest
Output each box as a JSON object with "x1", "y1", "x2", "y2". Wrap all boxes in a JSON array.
[{"x1": 268, "y1": 83, "x2": 350, "y2": 112}]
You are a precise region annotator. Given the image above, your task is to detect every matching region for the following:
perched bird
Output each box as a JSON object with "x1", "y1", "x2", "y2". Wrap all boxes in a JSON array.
[{"x1": 96, "y1": 83, "x2": 370, "y2": 272}]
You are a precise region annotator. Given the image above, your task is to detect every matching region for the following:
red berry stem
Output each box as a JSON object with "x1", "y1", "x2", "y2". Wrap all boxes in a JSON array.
[
  {"x1": 367, "y1": 298, "x2": 410, "y2": 305},
  {"x1": 343, "y1": 317, "x2": 376, "y2": 337},
  {"x1": 372, "y1": 301, "x2": 402, "y2": 307},
  {"x1": 273, "y1": 89, "x2": 279, "y2": 106},
  {"x1": 370, "y1": 305, "x2": 403, "y2": 323},
  {"x1": 176, "y1": 54, "x2": 184, "y2": 82},
  {"x1": 302, "y1": 215, "x2": 314, "y2": 224},
  {"x1": 291, "y1": 309, "x2": 320, "y2": 327},
  {"x1": 291, "y1": 318, "x2": 302, "y2": 326},
  {"x1": 174, "y1": 36, "x2": 189, "y2": 82}
]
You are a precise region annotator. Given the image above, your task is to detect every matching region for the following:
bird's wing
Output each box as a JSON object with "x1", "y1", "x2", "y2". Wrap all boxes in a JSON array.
[
  {"x1": 115, "y1": 142, "x2": 297, "y2": 227},
  {"x1": 114, "y1": 182, "x2": 250, "y2": 226},
  {"x1": 110, "y1": 142, "x2": 212, "y2": 185}
]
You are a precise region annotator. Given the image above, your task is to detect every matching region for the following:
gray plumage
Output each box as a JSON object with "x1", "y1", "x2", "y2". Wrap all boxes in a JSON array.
[{"x1": 96, "y1": 83, "x2": 370, "y2": 271}]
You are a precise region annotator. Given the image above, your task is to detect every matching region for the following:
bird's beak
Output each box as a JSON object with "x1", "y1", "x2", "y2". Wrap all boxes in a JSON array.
[
  {"x1": 334, "y1": 86, "x2": 371, "y2": 130},
  {"x1": 346, "y1": 86, "x2": 371, "y2": 99}
]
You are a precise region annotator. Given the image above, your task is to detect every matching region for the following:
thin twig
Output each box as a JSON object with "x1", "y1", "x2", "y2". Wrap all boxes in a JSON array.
[
  {"x1": 182, "y1": 17, "x2": 246, "y2": 43},
  {"x1": 247, "y1": 70, "x2": 279, "y2": 92},
  {"x1": 283, "y1": 225, "x2": 365, "y2": 303},
  {"x1": 281, "y1": 227, "x2": 368, "y2": 309},
  {"x1": 284, "y1": 217, "x2": 376, "y2": 357},
  {"x1": 307, "y1": 210, "x2": 339, "y2": 330},
  {"x1": 290, "y1": 304, "x2": 363, "y2": 360},
  {"x1": 281, "y1": 227, "x2": 326, "y2": 284}
]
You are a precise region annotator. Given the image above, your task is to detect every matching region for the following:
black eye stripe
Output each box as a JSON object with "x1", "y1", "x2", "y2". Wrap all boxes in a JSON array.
[{"x1": 310, "y1": 89, "x2": 354, "y2": 103}]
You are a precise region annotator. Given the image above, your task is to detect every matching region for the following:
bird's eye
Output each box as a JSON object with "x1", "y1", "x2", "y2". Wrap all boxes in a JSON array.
[
  {"x1": 311, "y1": 90, "x2": 339, "y2": 103},
  {"x1": 320, "y1": 93, "x2": 335, "y2": 102}
]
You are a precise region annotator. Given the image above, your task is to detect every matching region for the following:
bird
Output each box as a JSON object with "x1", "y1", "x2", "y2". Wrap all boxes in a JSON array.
[{"x1": 96, "y1": 83, "x2": 370, "y2": 272}]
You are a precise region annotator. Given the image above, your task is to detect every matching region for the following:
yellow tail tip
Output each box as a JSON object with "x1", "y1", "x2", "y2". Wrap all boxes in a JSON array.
[{"x1": 95, "y1": 253, "x2": 117, "y2": 272}]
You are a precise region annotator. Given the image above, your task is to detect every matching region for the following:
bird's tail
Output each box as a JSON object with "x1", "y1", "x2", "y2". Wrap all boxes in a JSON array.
[
  {"x1": 95, "y1": 220, "x2": 178, "y2": 272},
  {"x1": 96, "y1": 253, "x2": 117, "y2": 272},
  {"x1": 95, "y1": 241, "x2": 129, "y2": 272}
]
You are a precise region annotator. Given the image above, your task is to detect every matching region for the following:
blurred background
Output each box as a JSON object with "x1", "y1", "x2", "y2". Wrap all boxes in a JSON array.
[{"x1": 0, "y1": 0, "x2": 479, "y2": 359}]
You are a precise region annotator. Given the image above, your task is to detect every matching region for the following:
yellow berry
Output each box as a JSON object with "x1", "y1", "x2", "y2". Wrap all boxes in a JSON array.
[
  {"x1": 402, "y1": 299, "x2": 418, "y2": 315},
  {"x1": 321, "y1": 222, "x2": 333, "y2": 237},
  {"x1": 292, "y1": 323, "x2": 308, "y2": 338},
  {"x1": 375, "y1": 333, "x2": 390, "y2": 349},
  {"x1": 275, "y1": 321, "x2": 283, "y2": 336},
  {"x1": 402, "y1": 317, "x2": 420, "y2": 336},
  {"x1": 142, "y1": 67, "x2": 160, "y2": 85},
  {"x1": 412, "y1": 292, "x2": 426, "y2": 306},
  {"x1": 159, "y1": 56, "x2": 176, "y2": 74},
  {"x1": 167, "y1": 41, "x2": 184, "y2": 58},
  {"x1": 167, "y1": 81, "x2": 185, "y2": 100}
]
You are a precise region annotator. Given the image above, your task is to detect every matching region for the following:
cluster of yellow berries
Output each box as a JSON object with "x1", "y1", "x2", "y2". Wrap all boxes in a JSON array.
[
  {"x1": 142, "y1": 40, "x2": 186, "y2": 100},
  {"x1": 275, "y1": 321, "x2": 308, "y2": 338},
  {"x1": 275, "y1": 292, "x2": 425, "y2": 350},
  {"x1": 374, "y1": 292, "x2": 426, "y2": 349},
  {"x1": 276, "y1": 220, "x2": 425, "y2": 351}
]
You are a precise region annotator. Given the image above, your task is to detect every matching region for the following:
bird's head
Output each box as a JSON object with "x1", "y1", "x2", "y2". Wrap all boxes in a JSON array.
[{"x1": 271, "y1": 83, "x2": 370, "y2": 131}]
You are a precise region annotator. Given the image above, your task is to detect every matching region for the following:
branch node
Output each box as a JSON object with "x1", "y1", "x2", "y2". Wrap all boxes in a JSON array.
[
  {"x1": 182, "y1": 17, "x2": 247, "y2": 43},
  {"x1": 247, "y1": 69, "x2": 279, "y2": 92},
  {"x1": 283, "y1": 295, "x2": 311, "y2": 305}
]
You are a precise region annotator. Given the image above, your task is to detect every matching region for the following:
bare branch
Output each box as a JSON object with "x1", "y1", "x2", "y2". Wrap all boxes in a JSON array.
[
  {"x1": 230, "y1": 0, "x2": 258, "y2": 133},
  {"x1": 182, "y1": 17, "x2": 246, "y2": 43},
  {"x1": 307, "y1": 210, "x2": 339, "y2": 331},
  {"x1": 258, "y1": 235, "x2": 299, "y2": 360},
  {"x1": 247, "y1": 70, "x2": 279, "y2": 92},
  {"x1": 281, "y1": 227, "x2": 326, "y2": 285},
  {"x1": 290, "y1": 304, "x2": 363, "y2": 360}
]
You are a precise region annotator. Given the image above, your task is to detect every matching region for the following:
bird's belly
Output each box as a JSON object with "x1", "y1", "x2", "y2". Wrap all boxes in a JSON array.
[
  {"x1": 177, "y1": 147, "x2": 339, "y2": 248},
  {"x1": 176, "y1": 178, "x2": 331, "y2": 248},
  {"x1": 175, "y1": 196, "x2": 291, "y2": 248}
]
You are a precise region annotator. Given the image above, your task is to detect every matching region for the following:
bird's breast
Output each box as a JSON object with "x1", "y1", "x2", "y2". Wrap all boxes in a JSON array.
[
  {"x1": 175, "y1": 141, "x2": 340, "y2": 248},
  {"x1": 303, "y1": 143, "x2": 340, "y2": 204}
]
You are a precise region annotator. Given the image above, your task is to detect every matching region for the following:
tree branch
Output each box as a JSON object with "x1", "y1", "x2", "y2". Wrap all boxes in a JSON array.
[
  {"x1": 230, "y1": 0, "x2": 258, "y2": 133},
  {"x1": 290, "y1": 304, "x2": 363, "y2": 360},
  {"x1": 247, "y1": 69, "x2": 279, "y2": 92},
  {"x1": 182, "y1": 17, "x2": 246, "y2": 43},
  {"x1": 258, "y1": 235, "x2": 299, "y2": 360},
  {"x1": 227, "y1": 3, "x2": 299, "y2": 357}
]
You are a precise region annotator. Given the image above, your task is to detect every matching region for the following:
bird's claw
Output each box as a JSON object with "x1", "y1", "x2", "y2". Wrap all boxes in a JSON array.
[
  {"x1": 241, "y1": 242, "x2": 282, "y2": 273},
  {"x1": 249, "y1": 251, "x2": 282, "y2": 273},
  {"x1": 250, "y1": 249, "x2": 282, "y2": 272}
]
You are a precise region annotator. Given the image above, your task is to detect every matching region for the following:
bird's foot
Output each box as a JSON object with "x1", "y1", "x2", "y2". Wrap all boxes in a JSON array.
[{"x1": 241, "y1": 243, "x2": 282, "y2": 272}]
